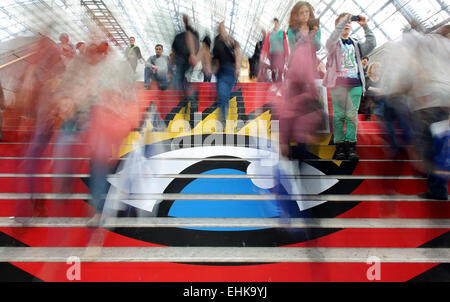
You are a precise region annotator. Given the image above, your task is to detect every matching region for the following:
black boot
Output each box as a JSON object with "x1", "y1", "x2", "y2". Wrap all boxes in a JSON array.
[
  {"x1": 346, "y1": 142, "x2": 359, "y2": 161},
  {"x1": 335, "y1": 142, "x2": 346, "y2": 160}
]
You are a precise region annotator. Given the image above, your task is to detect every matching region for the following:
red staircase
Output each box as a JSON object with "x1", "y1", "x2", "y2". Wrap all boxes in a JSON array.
[{"x1": 0, "y1": 82, "x2": 448, "y2": 282}]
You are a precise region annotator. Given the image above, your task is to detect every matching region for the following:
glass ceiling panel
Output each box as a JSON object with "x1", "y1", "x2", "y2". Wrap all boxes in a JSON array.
[
  {"x1": 378, "y1": 11, "x2": 410, "y2": 40},
  {"x1": 0, "y1": 0, "x2": 95, "y2": 45},
  {"x1": 332, "y1": 0, "x2": 361, "y2": 14},
  {"x1": 407, "y1": 0, "x2": 448, "y2": 27},
  {"x1": 0, "y1": 0, "x2": 448, "y2": 61},
  {"x1": 364, "y1": 0, "x2": 390, "y2": 16}
]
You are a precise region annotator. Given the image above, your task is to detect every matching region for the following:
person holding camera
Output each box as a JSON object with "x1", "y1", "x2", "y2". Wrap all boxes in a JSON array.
[{"x1": 323, "y1": 13, "x2": 376, "y2": 161}]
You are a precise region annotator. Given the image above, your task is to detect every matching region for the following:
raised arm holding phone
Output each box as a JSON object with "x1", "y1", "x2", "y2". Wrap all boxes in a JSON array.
[{"x1": 323, "y1": 12, "x2": 376, "y2": 161}]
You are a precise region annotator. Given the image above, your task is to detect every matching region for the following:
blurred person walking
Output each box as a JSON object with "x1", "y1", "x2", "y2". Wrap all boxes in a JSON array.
[
  {"x1": 49, "y1": 50, "x2": 93, "y2": 214},
  {"x1": 365, "y1": 62, "x2": 410, "y2": 157},
  {"x1": 365, "y1": 62, "x2": 382, "y2": 118},
  {"x1": 279, "y1": 20, "x2": 326, "y2": 161},
  {"x1": 258, "y1": 18, "x2": 289, "y2": 82},
  {"x1": 323, "y1": 13, "x2": 376, "y2": 161},
  {"x1": 0, "y1": 80, "x2": 4, "y2": 141},
  {"x1": 286, "y1": 1, "x2": 322, "y2": 80},
  {"x1": 437, "y1": 24, "x2": 450, "y2": 39},
  {"x1": 58, "y1": 33, "x2": 75, "y2": 62},
  {"x1": 75, "y1": 42, "x2": 87, "y2": 56},
  {"x1": 171, "y1": 15, "x2": 200, "y2": 93},
  {"x1": 188, "y1": 36, "x2": 212, "y2": 83},
  {"x1": 381, "y1": 29, "x2": 449, "y2": 200},
  {"x1": 125, "y1": 36, "x2": 145, "y2": 73},
  {"x1": 86, "y1": 42, "x2": 140, "y2": 225},
  {"x1": 14, "y1": 36, "x2": 66, "y2": 220},
  {"x1": 212, "y1": 21, "x2": 242, "y2": 122},
  {"x1": 200, "y1": 36, "x2": 213, "y2": 82},
  {"x1": 408, "y1": 31, "x2": 447, "y2": 200},
  {"x1": 276, "y1": 18, "x2": 326, "y2": 232},
  {"x1": 249, "y1": 30, "x2": 265, "y2": 80},
  {"x1": 359, "y1": 56, "x2": 370, "y2": 119},
  {"x1": 412, "y1": 33, "x2": 449, "y2": 200}
]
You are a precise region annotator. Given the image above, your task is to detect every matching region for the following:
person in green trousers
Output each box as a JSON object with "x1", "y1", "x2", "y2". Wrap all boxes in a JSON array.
[{"x1": 323, "y1": 13, "x2": 376, "y2": 160}]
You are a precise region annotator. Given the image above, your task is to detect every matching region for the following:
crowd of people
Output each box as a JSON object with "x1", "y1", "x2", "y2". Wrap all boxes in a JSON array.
[
  {"x1": 0, "y1": 0, "x2": 448, "y2": 227},
  {"x1": 1, "y1": 31, "x2": 140, "y2": 225},
  {"x1": 117, "y1": 4, "x2": 380, "y2": 168},
  {"x1": 248, "y1": 3, "x2": 449, "y2": 202},
  {"x1": 125, "y1": 15, "x2": 241, "y2": 120}
]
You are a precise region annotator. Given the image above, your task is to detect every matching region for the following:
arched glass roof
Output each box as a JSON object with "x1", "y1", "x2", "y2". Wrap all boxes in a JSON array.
[{"x1": 0, "y1": 0, "x2": 448, "y2": 60}]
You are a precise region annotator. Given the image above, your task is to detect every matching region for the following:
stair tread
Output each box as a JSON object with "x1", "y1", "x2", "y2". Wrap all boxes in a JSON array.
[
  {"x1": 0, "y1": 193, "x2": 446, "y2": 201},
  {"x1": 2, "y1": 217, "x2": 450, "y2": 228},
  {"x1": 0, "y1": 246, "x2": 448, "y2": 263},
  {"x1": 0, "y1": 173, "x2": 428, "y2": 179}
]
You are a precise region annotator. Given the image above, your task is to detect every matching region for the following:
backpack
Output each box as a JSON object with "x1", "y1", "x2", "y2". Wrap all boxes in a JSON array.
[{"x1": 430, "y1": 119, "x2": 450, "y2": 179}]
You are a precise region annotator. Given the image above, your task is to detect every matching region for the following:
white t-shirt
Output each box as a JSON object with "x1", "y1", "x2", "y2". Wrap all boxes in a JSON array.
[
  {"x1": 338, "y1": 39, "x2": 359, "y2": 80},
  {"x1": 188, "y1": 61, "x2": 204, "y2": 82}
]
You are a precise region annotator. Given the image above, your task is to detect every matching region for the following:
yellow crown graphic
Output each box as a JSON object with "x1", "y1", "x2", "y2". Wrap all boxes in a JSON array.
[{"x1": 118, "y1": 91, "x2": 335, "y2": 162}]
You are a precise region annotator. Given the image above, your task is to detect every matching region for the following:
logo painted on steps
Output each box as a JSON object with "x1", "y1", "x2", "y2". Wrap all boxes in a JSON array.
[{"x1": 102, "y1": 88, "x2": 362, "y2": 247}]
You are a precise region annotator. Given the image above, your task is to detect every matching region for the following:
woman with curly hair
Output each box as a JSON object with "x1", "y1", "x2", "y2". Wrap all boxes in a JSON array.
[
  {"x1": 287, "y1": 1, "x2": 321, "y2": 52},
  {"x1": 279, "y1": 3, "x2": 326, "y2": 159}
]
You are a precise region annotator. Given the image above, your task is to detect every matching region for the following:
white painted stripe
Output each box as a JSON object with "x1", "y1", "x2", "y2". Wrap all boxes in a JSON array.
[
  {"x1": 0, "y1": 247, "x2": 448, "y2": 263},
  {"x1": 0, "y1": 157, "x2": 423, "y2": 162},
  {"x1": 0, "y1": 193, "x2": 446, "y2": 201},
  {"x1": 1, "y1": 217, "x2": 449, "y2": 229},
  {"x1": 0, "y1": 173, "x2": 427, "y2": 180}
]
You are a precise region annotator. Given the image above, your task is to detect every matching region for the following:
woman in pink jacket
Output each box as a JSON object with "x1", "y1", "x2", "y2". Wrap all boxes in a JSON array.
[{"x1": 279, "y1": 31, "x2": 325, "y2": 159}]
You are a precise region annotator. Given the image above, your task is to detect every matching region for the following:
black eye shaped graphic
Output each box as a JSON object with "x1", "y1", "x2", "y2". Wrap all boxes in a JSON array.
[{"x1": 105, "y1": 134, "x2": 362, "y2": 248}]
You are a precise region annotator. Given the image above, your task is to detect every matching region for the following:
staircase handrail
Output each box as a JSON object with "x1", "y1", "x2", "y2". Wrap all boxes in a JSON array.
[{"x1": 0, "y1": 51, "x2": 37, "y2": 71}]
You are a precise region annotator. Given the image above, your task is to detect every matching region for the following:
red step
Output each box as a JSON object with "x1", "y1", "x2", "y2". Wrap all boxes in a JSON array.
[
  {"x1": 5, "y1": 262, "x2": 441, "y2": 282},
  {"x1": 350, "y1": 179, "x2": 430, "y2": 195},
  {"x1": 0, "y1": 144, "x2": 403, "y2": 159},
  {"x1": 0, "y1": 199, "x2": 94, "y2": 217},
  {"x1": 0, "y1": 177, "x2": 90, "y2": 193},
  {"x1": 0, "y1": 158, "x2": 423, "y2": 176},
  {"x1": 1, "y1": 199, "x2": 448, "y2": 219},
  {"x1": 0, "y1": 176, "x2": 443, "y2": 195},
  {"x1": 0, "y1": 141, "x2": 410, "y2": 159},
  {"x1": 0, "y1": 158, "x2": 91, "y2": 174},
  {"x1": 0, "y1": 144, "x2": 90, "y2": 157},
  {"x1": 337, "y1": 201, "x2": 450, "y2": 219},
  {"x1": 352, "y1": 160, "x2": 422, "y2": 176}
]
